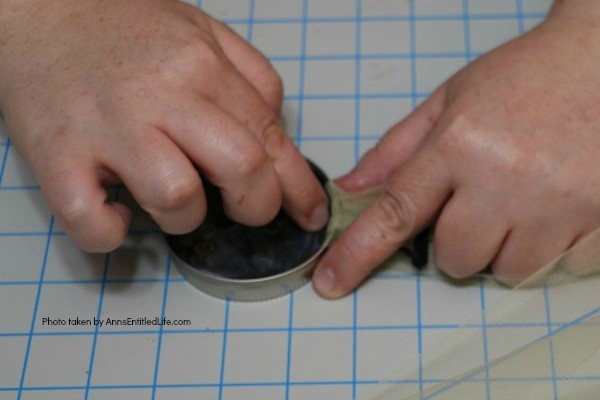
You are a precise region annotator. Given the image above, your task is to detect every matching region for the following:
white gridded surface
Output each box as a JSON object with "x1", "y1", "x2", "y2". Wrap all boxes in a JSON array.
[{"x1": 0, "y1": 1, "x2": 557, "y2": 400}]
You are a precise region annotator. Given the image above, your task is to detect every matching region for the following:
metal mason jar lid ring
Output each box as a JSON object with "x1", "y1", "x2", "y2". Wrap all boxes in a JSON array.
[{"x1": 165, "y1": 159, "x2": 330, "y2": 302}]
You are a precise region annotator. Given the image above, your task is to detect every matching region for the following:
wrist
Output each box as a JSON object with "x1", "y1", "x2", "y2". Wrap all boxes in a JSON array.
[
  {"x1": 537, "y1": 0, "x2": 600, "y2": 54},
  {"x1": 550, "y1": 0, "x2": 600, "y2": 21}
]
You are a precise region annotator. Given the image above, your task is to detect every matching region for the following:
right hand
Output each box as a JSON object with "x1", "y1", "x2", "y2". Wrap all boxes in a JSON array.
[
  {"x1": 0, "y1": 0, "x2": 329, "y2": 252},
  {"x1": 312, "y1": 3, "x2": 600, "y2": 297}
]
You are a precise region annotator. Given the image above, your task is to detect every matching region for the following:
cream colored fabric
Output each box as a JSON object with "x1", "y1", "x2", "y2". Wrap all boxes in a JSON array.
[
  {"x1": 325, "y1": 182, "x2": 384, "y2": 242},
  {"x1": 364, "y1": 224, "x2": 600, "y2": 400}
]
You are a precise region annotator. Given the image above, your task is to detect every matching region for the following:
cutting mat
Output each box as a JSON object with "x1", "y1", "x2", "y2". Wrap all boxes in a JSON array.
[{"x1": 0, "y1": 1, "x2": 553, "y2": 399}]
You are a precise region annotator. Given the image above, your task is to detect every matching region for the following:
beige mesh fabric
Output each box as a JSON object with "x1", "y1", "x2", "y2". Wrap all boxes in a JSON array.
[
  {"x1": 364, "y1": 223, "x2": 600, "y2": 400},
  {"x1": 325, "y1": 184, "x2": 600, "y2": 399},
  {"x1": 325, "y1": 182, "x2": 384, "y2": 242},
  {"x1": 397, "y1": 316, "x2": 600, "y2": 399}
]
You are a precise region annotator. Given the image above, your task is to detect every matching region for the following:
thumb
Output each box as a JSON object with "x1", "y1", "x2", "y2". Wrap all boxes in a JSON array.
[
  {"x1": 335, "y1": 86, "x2": 447, "y2": 192},
  {"x1": 313, "y1": 142, "x2": 452, "y2": 299}
]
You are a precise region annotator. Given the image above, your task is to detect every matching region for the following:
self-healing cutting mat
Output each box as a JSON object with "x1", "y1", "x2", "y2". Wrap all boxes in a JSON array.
[{"x1": 0, "y1": 1, "x2": 555, "y2": 399}]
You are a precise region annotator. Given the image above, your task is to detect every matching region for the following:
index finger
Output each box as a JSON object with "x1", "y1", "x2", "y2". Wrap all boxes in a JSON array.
[
  {"x1": 208, "y1": 64, "x2": 329, "y2": 232},
  {"x1": 312, "y1": 144, "x2": 453, "y2": 298}
]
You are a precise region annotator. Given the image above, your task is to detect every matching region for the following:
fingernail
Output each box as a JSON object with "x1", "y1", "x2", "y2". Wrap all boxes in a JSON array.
[
  {"x1": 313, "y1": 264, "x2": 337, "y2": 297},
  {"x1": 333, "y1": 171, "x2": 370, "y2": 193},
  {"x1": 307, "y1": 202, "x2": 329, "y2": 231},
  {"x1": 332, "y1": 173, "x2": 353, "y2": 191}
]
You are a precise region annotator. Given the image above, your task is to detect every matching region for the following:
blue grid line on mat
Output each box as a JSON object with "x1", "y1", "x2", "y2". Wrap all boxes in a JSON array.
[
  {"x1": 479, "y1": 279, "x2": 491, "y2": 400},
  {"x1": 420, "y1": 307, "x2": 600, "y2": 400},
  {"x1": 351, "y1": 0, "x2": 363, "y2": 397},
  {"x1": 284, "y1": 292, "x2": 295, "y2": 400},
  {"x1": 463, "y1": 2, "x2": 490, "y2": 399},
  {"x1": 217, "y1": 300, "x2": 231, "y2": 400},
  {"x1": 4, "y1": 374, "x2": 600, "y2": 394},
  {"x1": 149, "y1": 255, "x2": 173, "y2": 400},
  {"x1": 0, "y1": 1, "x2": 586, "y2": 400},
  {"x1": 82, "y1": 252, "x2": 111, "y2": 400},
  {"x1": 219, "y1": 12, "x2": 546, "y2": 25},
  {"x1": 293, "y1": 0, "x2": 309, "y2": 150},
  {"x1": 1, "y1": 320, "x2": 592, "y2": 339},
  {"x1": 544, "y1": 285, "x2": 559, "y2": 400},
  {"x1": 0, "y1": 138, "x2": 11, "y2": 188},
  {"x1": 16, "y1": 216, "x2": 55, "y2": 400},
  {"x1": 407, "y1": 1, "x2": 425, "y2": 397}
]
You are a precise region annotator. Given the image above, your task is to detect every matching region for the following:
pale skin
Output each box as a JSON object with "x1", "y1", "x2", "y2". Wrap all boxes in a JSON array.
[
  {"x1": 0, "y1": 0, "x2": 330, "y2": 252},
  {"x1": 313, "y1": 0, "x2": 600, "y2": 298},
  {"x1": 1, "y1": 1, "x2": 598, "y2": 297}
]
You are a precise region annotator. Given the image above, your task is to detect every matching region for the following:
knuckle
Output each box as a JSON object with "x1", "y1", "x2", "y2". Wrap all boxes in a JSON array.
[
  {"x1": 244, "y1": 54, "x2": 283, "y2": 104},
  {"x1": 432, "y1": 228, "x2": 466, "y2": 279},
  {"x1": 194, "y1": 40, "x2": 223, "y2": 68},
  {"x1": 182, "y1": 1, "x2": 208, "y2": 21},
  {"x1": 79, "y1": 234, "x2": 124, "y2": 254},
  {"x1": 437, "y1": 112, "x2": 477, "y2": 154},
  {"x1": 255, "y1": 117, "x2": 287, "y2": 155},
  {"x1": 155, "y1": 176, "x2": 199, "y2": 211},
  {"x1": 167, "y1": 36, "x2": 224, "y2": 79},
  {"x1": 494, "y1": 250, "x2": 547, "y2": 286},
  {"x1": 268, "y1": 71, "x2": 284, "y2": 96},
  {"x1": 298, "y1": 181, "x2": 326, "y2": 212},
  {"x1": 57, "y1": 198, "x2": 93, "y2": 229},
  {"x1": 371, "y1": 143, "x2": 386, "y2": 160},
  {"x1": 491, "y1": 261, "x2": 524, "y2": 287},
  {"x1": 56, "y1": 199, "x2": 127, "y2": 253},
  {"x1": 234, "y1": 147, "x2": 269, "y2": 178},
  {"x1": 374, "y1": 189, "x2": 416, "y2": 243},
  {"x1": 436, "y1": 256, "x2": 471, "y2": 279},
  {"x1": 261, "y1": 67, "x2": 284, "y2": 103},
  {"x1": 367, "y1": 142, "x2": 390, "y2": 165}
]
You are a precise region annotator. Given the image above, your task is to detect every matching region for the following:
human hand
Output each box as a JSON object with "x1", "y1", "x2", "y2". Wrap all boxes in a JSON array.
[
  {"x1": 313, "y1": 2, "x2": 600, "y2": 298},
  {"x1": 0, "y1": 0, "x2": 328, "y2": 252}
]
